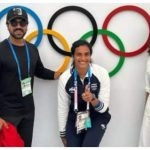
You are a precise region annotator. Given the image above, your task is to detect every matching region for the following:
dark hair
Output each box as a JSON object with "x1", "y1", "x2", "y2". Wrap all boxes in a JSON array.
[
  {"x1": 71, "y1": 39, "x2": 92, "y2": 56},
  {"x1": 147, "y1": 41, "x2": 150, "y2": 55},
  {"x1": 148, "y1": 48, "x2": 150, "y2": 55}
]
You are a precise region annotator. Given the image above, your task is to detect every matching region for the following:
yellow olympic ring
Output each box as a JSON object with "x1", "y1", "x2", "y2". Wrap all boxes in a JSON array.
[{"x1": 25, "y1": 29, "x2": 71, "y2": 73}]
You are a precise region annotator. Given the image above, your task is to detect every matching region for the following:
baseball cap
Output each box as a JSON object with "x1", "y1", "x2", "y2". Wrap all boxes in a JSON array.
[{"x1": 6, "y1": 7, "x2": 28, "y2": 23}]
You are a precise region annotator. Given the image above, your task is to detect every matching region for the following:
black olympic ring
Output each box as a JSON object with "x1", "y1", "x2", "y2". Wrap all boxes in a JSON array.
[{"x1": 47, "y1": 6, "x2": 98, "y2": 56}]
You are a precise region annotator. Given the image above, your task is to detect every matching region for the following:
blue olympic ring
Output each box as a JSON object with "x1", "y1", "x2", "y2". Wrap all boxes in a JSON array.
[{"x1": 0, "y1": 5, "x2": 43, "y2": 47}]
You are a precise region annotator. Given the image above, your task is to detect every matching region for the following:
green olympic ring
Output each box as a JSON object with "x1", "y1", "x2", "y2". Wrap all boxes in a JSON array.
[{"x1": 80, "y1": 29, "x2": 125, "y2": 77}]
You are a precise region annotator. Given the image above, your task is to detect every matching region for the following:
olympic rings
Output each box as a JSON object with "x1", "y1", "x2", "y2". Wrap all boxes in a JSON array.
[
  {"x1": 102, "y1": 5, "x2": 150, "y2": 57},
  {"x1": 81, "y1": 29, "x2": 125, "y2": 77},
  {"x1": 47, "y1": 6, "x2": 98, "y2": 56},
  {"x1": 25, "y1": 29, "x2": 71, "y2": 73},
  {"x1": 0, "y1": 5, "x2": 43, "y2": 47},
  {"x1": 0, "y1": 4, "x2": 150, "y2": 77}
]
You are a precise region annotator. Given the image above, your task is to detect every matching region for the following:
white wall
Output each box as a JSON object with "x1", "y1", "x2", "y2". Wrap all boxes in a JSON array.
[{"x1": 0, "y1": 2, "x2": 149, "y2": 147}]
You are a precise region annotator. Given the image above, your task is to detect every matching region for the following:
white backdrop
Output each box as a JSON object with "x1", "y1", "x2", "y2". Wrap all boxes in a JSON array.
[{"x1": 0, "y1": 1, "x2": 149, "y2": 147}]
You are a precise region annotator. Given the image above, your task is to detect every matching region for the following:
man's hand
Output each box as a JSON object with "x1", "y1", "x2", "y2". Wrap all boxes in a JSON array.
[
  {"x1": 0, "y1": 118, "x2": 8, "y2": 130},
  {"x1": 61, "y1": 137, "x2": 67, "y2": 147},
  {"x1": 54, "y1": 72, "x2": 61, "y2": 79}
]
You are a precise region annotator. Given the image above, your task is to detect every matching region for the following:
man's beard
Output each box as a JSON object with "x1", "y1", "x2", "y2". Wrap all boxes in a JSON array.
[{"x1": 10, "y1": 29, "x2": 26, "y2": 39}]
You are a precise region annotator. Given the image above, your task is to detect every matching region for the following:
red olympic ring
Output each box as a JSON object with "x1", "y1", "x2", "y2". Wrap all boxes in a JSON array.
[{"x1": 102, "y1": 5, "x2": 150, "y2": 57}]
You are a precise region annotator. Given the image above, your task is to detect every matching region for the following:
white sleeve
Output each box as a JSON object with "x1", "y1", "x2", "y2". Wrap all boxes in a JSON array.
[
  {"x1": 95, "y1": 68, "x2": 110, "y2": 113},
  {"x1": 145, "y1": 59, "x2": 150, "y2": 93},
  {"x1": 57, "y1": 75, "x2": 70, "y2": 137}
]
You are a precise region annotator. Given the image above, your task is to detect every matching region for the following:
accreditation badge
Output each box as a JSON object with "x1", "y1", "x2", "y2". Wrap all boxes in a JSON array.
[
  {"x1": 21, "y1": 77, "x2": 32, "y2": 97},
  {"x1": 75, "y1": 111, "x2": 92, "y2": 134}
]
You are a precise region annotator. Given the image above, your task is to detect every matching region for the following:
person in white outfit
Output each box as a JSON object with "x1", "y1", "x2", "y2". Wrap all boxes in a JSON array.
[{"x1": 139, "y1": 50, "x2": 150, "y2": 147}]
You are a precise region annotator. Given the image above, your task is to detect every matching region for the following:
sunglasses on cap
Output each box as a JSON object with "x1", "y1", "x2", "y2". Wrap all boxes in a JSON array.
[{"x1": 8, "y1": 19, "x2": 28, "y2": 27}]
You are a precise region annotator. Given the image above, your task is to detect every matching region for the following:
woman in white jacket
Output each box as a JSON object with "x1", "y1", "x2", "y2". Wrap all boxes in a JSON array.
[{"x1": 58, "y1": 40, "x2": 111, "y2": 147}]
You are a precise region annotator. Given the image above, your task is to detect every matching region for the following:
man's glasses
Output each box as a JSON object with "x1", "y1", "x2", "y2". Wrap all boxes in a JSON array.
[{"x1": 8, "y1": 19, "x2": 28, "y2": 27}]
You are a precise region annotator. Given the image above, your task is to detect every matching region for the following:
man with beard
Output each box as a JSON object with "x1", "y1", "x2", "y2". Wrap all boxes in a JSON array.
[{"x1": 0, "y1": 7, "x2": 60, "y2": 147}]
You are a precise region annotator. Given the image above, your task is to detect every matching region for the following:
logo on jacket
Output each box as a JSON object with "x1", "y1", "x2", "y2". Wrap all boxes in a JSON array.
[
  {"x1": 69, "y1": 87, "x2": 74, "y2": 93},
  {"x1": 100, "y1": 124, "x2": 106, "y2": 130},
  {"x1": 91, "y1": 83, "x2": 98, "y2": 91}
]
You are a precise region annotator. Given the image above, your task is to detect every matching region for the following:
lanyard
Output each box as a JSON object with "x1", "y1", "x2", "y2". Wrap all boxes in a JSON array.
[
  {"x1": 73, "y1": 66, "x2": 91, "y2": 112},
  {"x1": 7, "y1": 39, "x2": 30, "y2": 81}
]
